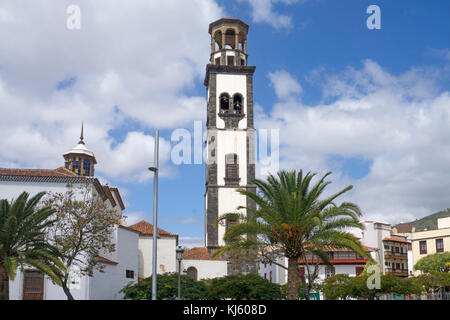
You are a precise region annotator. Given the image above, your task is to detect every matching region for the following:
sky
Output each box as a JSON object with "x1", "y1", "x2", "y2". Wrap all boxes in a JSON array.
[{"x1": 0, "y1": 0, "x2": 449, "y2": 248}]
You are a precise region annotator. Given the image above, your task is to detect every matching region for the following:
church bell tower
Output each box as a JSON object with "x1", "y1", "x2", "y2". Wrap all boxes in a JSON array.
[{"x1": 204, "y1": 18, "x2": 257, "y2": 274}]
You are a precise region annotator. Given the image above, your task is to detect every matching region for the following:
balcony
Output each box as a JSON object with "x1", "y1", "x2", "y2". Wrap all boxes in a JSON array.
[
  {"x1": 384, "y1": 251, "x2": 408, "y2": 260},
  {"x1": 385, "y1": 267, "x2": 409, "y2": 277}
]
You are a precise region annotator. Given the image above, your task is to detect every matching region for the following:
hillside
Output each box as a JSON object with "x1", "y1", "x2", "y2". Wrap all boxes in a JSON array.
[{"x1": 411, "y1": 208, "x2": 450, "y2": 231}]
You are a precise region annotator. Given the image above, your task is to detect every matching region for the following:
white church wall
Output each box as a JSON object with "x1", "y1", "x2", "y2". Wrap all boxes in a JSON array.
[
  {"x1": 138, "y1": 235, "x2": 177, "y2": 278},
  {"x1": 216, "y1": 130, "x2": 248, "y2": 186},
  {"x1": 181, "y1": 259, "x2": 228, "y2": 280},
  {"x1": 89, "y1": 227, "x2": 139, "y2": 300}
]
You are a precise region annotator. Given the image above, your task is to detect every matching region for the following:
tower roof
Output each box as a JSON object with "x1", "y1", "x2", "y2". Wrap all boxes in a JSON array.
[{"x1": 208, "y1": 18, "x2": 249, "y2": 34}]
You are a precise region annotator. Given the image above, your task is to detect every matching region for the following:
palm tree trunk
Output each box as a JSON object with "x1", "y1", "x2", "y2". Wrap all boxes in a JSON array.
[
  {"x1": 287, "y1": 257, "x2": 299, "y2": 300},
  {"x1": 0, "y1": 262, "x2": 9, "y2": 300}
]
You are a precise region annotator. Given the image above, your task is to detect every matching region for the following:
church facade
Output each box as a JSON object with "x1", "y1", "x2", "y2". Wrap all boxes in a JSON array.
[{"x1": 204, "y1": 18, "x2": 258, "y2": 274}]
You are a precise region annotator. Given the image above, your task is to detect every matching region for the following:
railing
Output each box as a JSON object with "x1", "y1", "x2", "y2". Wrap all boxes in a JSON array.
[
  {"x1": 384, "y1": 251, "x2": 408, "y2": 259},
  {"x1": 385, "y1": 268, "x2": 409, "y2": 276}
]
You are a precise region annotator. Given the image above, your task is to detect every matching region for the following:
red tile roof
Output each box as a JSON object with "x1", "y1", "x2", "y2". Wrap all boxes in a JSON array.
[
  {"x1": 183, "y1": 247, "x2": 226, "y2": 261},
  {"x1": 97, "y1": 256, "x2": 118, "y2": 265},
  {"x1": 0, "y1": 167, "x2": 78, "y2": 177},
  {"x1": 128, "y1": 220, "x2": 176, "y2": 237}
]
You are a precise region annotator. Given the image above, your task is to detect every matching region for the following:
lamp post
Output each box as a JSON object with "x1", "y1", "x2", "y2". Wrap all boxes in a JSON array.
[
  {"x1": 149, "y1": 130, "x2": 159, "y2": 301},
  {"x1": 176, "y1": 245, "x2": 185, "y2": 300}
]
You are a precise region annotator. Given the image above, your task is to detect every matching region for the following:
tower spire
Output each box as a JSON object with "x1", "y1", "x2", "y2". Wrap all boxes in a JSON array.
[{"x1": 79, "y1": 121, "x2": 85, "y2": 145}]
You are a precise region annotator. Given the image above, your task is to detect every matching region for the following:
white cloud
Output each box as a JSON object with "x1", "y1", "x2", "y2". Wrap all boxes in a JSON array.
[
  {"x1": 178, "y1": 236, "x2": 204, "y2": 248},
  {"x1": 268, "y1": 69, "x2": 302, "y2": 100},
  {"x1": 237, "y1": 0, "x2": 300, "y2": 29},
  {"x1": 123, "y1": 211, "x2": 147, "y2": 226},
  {"x1": 259, "y1": 60, "x2": 450, "y2": 224},
  {"x1": 0, "y1": 0, "x2": 223, "y2": 181}
]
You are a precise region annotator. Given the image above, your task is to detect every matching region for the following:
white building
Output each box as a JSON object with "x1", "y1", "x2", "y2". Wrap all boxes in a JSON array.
[
  {"x1": 181, "y1": 247, "x2": 228, "y2": 280},
  {"x1": 127, "y1": 220, "x2": 178, "y2": 278},
  {"x1": 1, "y1": 130, "x2": 139, "y2": 300},
  {"x1": 348, "y1": 221, "x2": 410, "y2": 277}
]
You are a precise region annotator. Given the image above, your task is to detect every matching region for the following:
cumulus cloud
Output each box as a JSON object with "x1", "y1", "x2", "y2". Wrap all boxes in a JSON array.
[
  {"x1": 260, "y1": 60, "x2": 450, "y2": 224},
  {"x1": 0, "y1": 0, "x2": 223, "y2": 180}
]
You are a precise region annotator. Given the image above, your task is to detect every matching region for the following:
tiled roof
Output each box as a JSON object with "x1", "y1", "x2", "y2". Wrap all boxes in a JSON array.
[
  {"x1": 128, "y1": 220, "x2": 176, "y2": 237},
  {"x1": 0, "y1": 167, "x2": 125, "y2": 212},
  {"x1": 383, "y1": 237, "x2": 410, "y2": 244},
  {"x1": 393, "y1": 222, "x2": 413, "y2": 233},
  {"x1": 0, "y1": 167, "x2": 78, "y2": 177},
  {"x1": 183, "y1": 247, "x2": 226, "y2": 261},
  {"x1": 98, "y1": 256, "x2": 118, "y2": 265}
]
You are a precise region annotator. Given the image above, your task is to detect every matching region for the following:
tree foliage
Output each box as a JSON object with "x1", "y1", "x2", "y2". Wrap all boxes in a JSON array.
[
  {"x1": 121, "y1": 273, "x2": 208, "y2": 300},
  {"x1": 42, "y1": 183, "x2": 122, "y2": 300},
  {"x1": 323, "y1": 272, "x2": 423, "y2": 300},
  {"x1": 214, "y1": 170, "x2": 370, "y2": 300},
  {"x1": 205, "y1": 273, "x2": 283, "y2": 300},
  {"x1": 121, "y1": 273, "x2": 282, "y2": 300},
  {"x1": 0, "y1": 192, "x2": 66, "y2": 300},
  {"x1": 414, "y1": 252, "x2": 450, "y2": 273}
]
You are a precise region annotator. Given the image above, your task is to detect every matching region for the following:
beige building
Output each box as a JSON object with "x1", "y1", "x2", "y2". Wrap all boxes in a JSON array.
[{"x1": 410, "y1": 217, "x2": 450, "y2": 275}]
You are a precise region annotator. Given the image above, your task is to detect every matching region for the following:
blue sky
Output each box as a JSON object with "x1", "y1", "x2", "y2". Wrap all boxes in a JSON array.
[{"x1": 0, "y1": 0, "x2": 449, "y2": 247}]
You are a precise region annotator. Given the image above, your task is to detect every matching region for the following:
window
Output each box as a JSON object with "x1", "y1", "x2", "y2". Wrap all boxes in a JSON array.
[
  {"x1": 83, "y1": 158, "x2": 90, "y2": 176},
  {"x1": 219, "y1": 93, "x2": 230, "y2": 113},
  {"x1": 23, "y1": 270, "x2": 44, "y2": 300},
  {"x1": 355, "y1": 267, "x2": 364, "y2": 276},
  {"x1": 126, "y1": 270, "x2": 134, "y2": 279},
  {"x1": 264, "y1": 273, "x2": 267, "y2": 279},
  {"x1": 270, "y1": 271, "x2": 272, "y2": 283},
  {"x1": 232, "y1": 93, "x2": 243, "y2": 114},
  {"x1": 436, "y1": 239, "x2": 444, "y2": 252},
  {"x1": 215, "y1": 57, "x2": 220, "y2": 65},
  {"x1": 225, "y1": 154, "x2": 239, "y2": 180},
  {"x1": 227, "y1": 55, "x2": 234, "y2": 66},
  {"x1": 419, "y1": 241, "x2": 427, "y2": 254},
  {"x1": 187, "y1": 267, "x2": 198, "y2": 281},
  {"x1": 325, "y1": 266, "x2": 335, "y2": 278}
]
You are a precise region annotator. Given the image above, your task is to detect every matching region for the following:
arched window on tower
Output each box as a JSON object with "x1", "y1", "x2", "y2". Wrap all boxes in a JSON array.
[
  {"x1": 225, "y1": 29, "x2": 236, "y2": 49},
  {"x1": 219, "y1": 93, "x2": 230, "y2": 114},
  {"x1": 232, "y1": 93, "x2": 243, "y2": 114},
  {"x1": 187, "y1": 267, "x2": 198, "y2": 280}
]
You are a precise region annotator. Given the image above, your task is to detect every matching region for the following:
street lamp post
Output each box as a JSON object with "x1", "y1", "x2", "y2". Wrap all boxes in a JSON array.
[
  {"x1": 149, "y1": 130, "x2": 159, "y2": 301},
  {"x1": 176, "y1": 245, "x2": 185, "y2": 300}
]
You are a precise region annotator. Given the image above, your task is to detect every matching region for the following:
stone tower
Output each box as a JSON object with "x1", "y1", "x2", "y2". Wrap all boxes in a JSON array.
[
  {"x1": 63, "y1": 122, "x2": 97, "y2": 176},
  {"x1": 204, "y1": 18, "x2": 257, "y2": 274}
]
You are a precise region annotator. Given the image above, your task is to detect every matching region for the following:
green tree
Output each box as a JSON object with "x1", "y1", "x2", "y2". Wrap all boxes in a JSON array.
[
  {"x1": 214, "y1": 170, "x2": 369, "y2": 300},
  {"x1": 121, "y1": 273, "x2": 208, "y2": 300},
  {"x1": 205, "y1": 273, "x2": 282, "y2": 300},
  {"x1": 0, "y1": 192, "x2": 66, "y2": 300},
  {"x1": 322, "y1": 274, "x2": 353, "y2": 300},
  {"x1": 42, "y1": 183, "x2": 122, "y2": 300},
  {"x1": 414, "y1": 252, "x2": 450, "y2": 273}
]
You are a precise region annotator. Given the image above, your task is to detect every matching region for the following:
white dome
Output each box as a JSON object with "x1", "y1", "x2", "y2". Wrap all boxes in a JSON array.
[{"x1": 63, "y1": 142, "x2": 96, "y2": 159}]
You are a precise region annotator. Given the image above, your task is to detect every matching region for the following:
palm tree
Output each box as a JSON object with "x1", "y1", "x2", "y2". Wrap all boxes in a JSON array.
[
  {"x1": 0, "y1": 191, "x2": 66, "y2": 300},
  {"x1": 213, "y1": 170, "x2": 370, "y2": 300}
]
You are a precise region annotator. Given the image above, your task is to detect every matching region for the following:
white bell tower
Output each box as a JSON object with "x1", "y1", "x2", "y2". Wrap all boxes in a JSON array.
[{"x1": 204, "y1": 18, "x2": 257, "y2": 274}]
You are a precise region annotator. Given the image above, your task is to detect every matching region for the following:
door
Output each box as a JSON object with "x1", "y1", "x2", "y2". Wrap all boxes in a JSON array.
[{"x1": 22, "y1": 270, "x2": 44, "y2": 300}]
